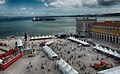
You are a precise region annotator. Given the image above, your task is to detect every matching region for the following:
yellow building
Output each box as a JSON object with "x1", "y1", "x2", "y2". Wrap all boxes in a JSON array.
[
  {"x1": 76, "y1": 17, "x2": 120, "y2": 44},
  {"x1": 90, "y1": 21, "x2": 120, "y2": 44}
]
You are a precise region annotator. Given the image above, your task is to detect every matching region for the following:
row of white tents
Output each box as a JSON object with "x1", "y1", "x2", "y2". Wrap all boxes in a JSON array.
[
  {"x1": 43, "y1": 45, "x2": 58, "y2": 59},
  {"x1": 30, "y1": 35, "x2": 54, "y2": 40},
  {"x1": 56, "y1": 58, "x2": 79, "y2": 74},
  {"x1": 45, "y1": 41, "x2": 54, "y2": 46},
  {"x1": 68, "y1": 37, "x2": 89, "y2": 46},
  {"x1": 94, "y1": 44, "x2": 120, "y2": 58},
  {"x1": 43, "y1": 41, "x2": 79, "y2": 74}
]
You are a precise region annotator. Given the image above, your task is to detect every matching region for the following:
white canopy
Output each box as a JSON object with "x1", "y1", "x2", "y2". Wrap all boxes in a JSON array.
[
  {"x1": 69, "y1": 68, "x2": 79, "y2": 74},
  {"x1": 68, "y1": 37, "x2": 89, "y2": 46},
  {"x1": 17, "y1": 39, "x2": 23, "y2": 47},
  {"x1": 94, "y1": 45, "x2": 120, "y2": 58},
  {"x1": 31, "y1": 35, "x2": 52, "y2": 40},
  {"x1": 43, "y1": 45, "x2": 58, "y2": 59},
  {"x1": 56, "y1": 58, "x2": 79, "y2": 74},
  {"x1": 45, "y1": 41, "x2": 54, "y2": 45},
  {"x1": 104, "y1": 48, "x2": 109, "y2": 53},
  {"x1": 109, "y1": 49, "x2": 114, "y2": 55},
  {"x1": 114, "y1": 51, "x2": 119, "y2": 57},
  {"x1": 98, "y1": 66, "x2": 120, "y2": 74},
  {"x1": 65, "y1": 64, "x2": 72, "y2": 73},
  {"x1": 0, "y1": 59, "x2": 3, "y2": 64}
]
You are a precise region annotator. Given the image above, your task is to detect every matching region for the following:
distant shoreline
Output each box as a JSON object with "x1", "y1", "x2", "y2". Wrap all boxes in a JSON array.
[{"x1": 0, "y1": 12, "x2": 120, "y2": 18}]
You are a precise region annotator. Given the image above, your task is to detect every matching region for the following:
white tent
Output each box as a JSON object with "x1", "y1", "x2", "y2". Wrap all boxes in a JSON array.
[
  {"x1": 43, "y1": 45, "x2": 58, "y2": 59},
  {"x1": 56, "y1": 58, "x2": 79, "y2": 74},
  {"x1": 17, "y1": 39, "x2": 23, "y2": 47},
  {"x1": 109, "y1": 49, "x2": 114, "y2": 55},
  {"x1": 96, "y1": 45, "x2": 99, "y2": 49},
  {"x1": 104, "y1": 48, "x2": 109, "y2": 53},
  {"x1": 99, "y1": 46, "x2": 104, "y2": 51},
  {"x1": 57, "y1": 58, "x2": 64, "y2": 65},
  {"x1": 64, "y1": 64, "x2": 72, "y2": 74},
  {"x1": 98, "y1": 66, "x2": 120, "y2": 74},
  {"x1": 45, "y1": 41, "x2": 54, "y2": 45},
  {"x1": 0, "y1": 59, "x2": 3, "y2": 64},
  {"x1": 30, "y1": 35, "x2": 52, "y2": 40},
  {"x1": 31, "y1": 37, "x2": 34, "y2": 39},
  {"x1": 68, "y1": 37, "x2": 89, "y2": 46},
  {"x1": 114, "y1": 51, "x2": 119, "y2": 56},
  {"x1": 69, "y1": 68, "x2": 79, "y2": 74},
  {"x1": 60, "y1": 61, "x2": 68, "y2": 74},
  {"x1": 94, "y1": 45, "x2": 120, "y2": 59}
]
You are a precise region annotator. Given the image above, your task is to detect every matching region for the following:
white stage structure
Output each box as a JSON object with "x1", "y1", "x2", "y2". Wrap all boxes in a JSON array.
[
  {"x1": 43, "y1": 45, "x2": 58, "y2": 59},
  {"x1": 56, "y1": 58, "x2": 79, "y2": 74}
]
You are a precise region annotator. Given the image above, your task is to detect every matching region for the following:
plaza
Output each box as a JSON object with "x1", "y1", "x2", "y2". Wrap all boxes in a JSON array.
[{"x1": 0, "y1": 36, "x2": 119, "y2": 74}]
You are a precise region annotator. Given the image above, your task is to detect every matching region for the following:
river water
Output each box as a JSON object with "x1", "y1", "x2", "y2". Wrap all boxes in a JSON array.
[{"x1": 0, "y1": 16, "x2": 119, "y2": 38}]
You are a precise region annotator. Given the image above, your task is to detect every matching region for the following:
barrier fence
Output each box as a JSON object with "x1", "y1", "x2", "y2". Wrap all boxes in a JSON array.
[{"x1": 0, "y1": 53, "x2": 23, "y2": 70}]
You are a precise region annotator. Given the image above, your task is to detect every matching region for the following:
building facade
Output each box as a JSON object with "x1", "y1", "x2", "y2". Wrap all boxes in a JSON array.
[
  {"x1": 76, "y1": 17, "x2": 97, "y2": 37},
  {"x1": 76, "y1": 18, "x2": 120, "y2": 44},
  {"x1": 90, "y1": 21, "x2": 120, "y2": 44}
]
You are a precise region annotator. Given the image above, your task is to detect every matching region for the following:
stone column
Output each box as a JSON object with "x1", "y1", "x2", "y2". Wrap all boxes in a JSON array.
[
  {"x1": 112, "y1": 35, "x2": 114, "y2": 42},
  {"x1": 95, "y1": 33, "x2": 96, "y2": 38},
  {"x1": 118, "y1": 37, "x2": 120, "y2": 44},
  {"x1": 109, "y1": 35, "x2": 111, "y2": 42},
  {"x1": 98, "y1": 33, "x2": 100, "y2": 39},
  {"x1": 101, "y1": 33, "x2": 103, "y2": 40},
  {"x1": 103, "y1": 34, "x2": 105, "y2": 41},
  {"x1": 96, "y1": 33, "x2": 97, "y2": 39},
  {"x1": 106, "y1": 34, "x2": 108, "y2": 41},
  {"x1": 115, "y1": 36, "x2": 116, "y2": 44}
]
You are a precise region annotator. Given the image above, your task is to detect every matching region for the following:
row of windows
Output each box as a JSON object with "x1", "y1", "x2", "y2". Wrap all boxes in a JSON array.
[
  {"x1": 93, "y1": 26, "x2": 120, "y2": 30},
  {"x1": 90, "y1": 27, "x2": 120, "y2": 36}
]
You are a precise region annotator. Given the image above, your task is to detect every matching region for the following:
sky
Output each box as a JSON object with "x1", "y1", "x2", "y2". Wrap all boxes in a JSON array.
[{"x1": 0, "y1": 0, "x2": 120, "y2": 16}]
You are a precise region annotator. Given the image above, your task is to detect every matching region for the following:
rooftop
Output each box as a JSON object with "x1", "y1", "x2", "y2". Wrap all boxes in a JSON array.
[{"x1": 95, "y1": 21, "x2": 120, "y2": 28}]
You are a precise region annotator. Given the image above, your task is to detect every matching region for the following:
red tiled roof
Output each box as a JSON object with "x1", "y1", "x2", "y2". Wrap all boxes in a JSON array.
[{"x1": 95, "y1": 21, "x2": 120, "y2": 28}]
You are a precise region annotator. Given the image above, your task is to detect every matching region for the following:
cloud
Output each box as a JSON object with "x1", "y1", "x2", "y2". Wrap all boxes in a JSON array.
[
  {"x1": 49, "y1": 0, "x2": 83, "y2": 8},
  {"x1": 0, "y1": 0, "x2": 5, "y2": 4},
  {"x1": 82, "y1": 0, "x2": 98, "y2": 7},
  {"x1": 20, "y1": 7, "x2": 27, "y2": 10},
  {"x1": 97, "y1": 0, "x2": 120, "y2": 6},
  {"x1": 47, "y1": 0, "x2": 120, "y2": 8},
  {"x1": 41, "y1": 0, "x2": 45, "y2": 2},
  {"x1": 48, "y1": 0, "x2": 98, "y2": 8}
]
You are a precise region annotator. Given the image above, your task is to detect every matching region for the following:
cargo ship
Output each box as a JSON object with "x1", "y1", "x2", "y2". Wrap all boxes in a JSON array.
[{"x1": 32, "y1": 17, "x2": 56, "y2": 21}]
